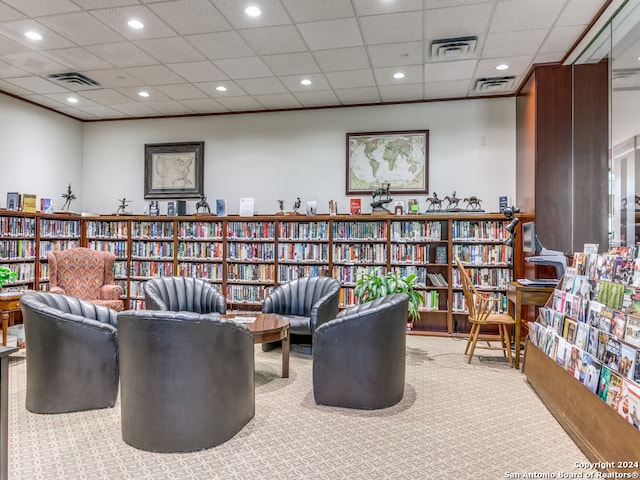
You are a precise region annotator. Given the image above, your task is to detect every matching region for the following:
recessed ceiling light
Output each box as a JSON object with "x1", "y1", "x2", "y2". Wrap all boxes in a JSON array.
[
  {"x1": 128, "y1": 19, "x2": 144, "y2": 29},
  {"x1": 245, "y1": 6, "x2": 262, "y2": 17},
  {"x1": 300, "y1": 79, "x2": 312, "y2": 86},
  {"x1": 67, "y1": 97, "x2": 79, "y2": 104},
  {"x1": 24, "y1": 31, "x2": 42, "y2": 41},
  {"x1": 216, "y1": 85, "x2": 227, "y2": 92},
  {"x1": 495, "y1": 64, "x2": 510, "y2": 71},
  {"x1": 393, "y1": 72, "x2": 406, "y2": 79},
  {"x1": 138, "y1": 91, "x2": 150, "y2": 98}
]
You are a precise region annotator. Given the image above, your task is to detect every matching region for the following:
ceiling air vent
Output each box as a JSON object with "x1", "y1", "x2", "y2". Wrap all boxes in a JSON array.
[
  {"x1": 47, "y1": 72, "x2": 99, "y2": 87},
  {"x1": 472, "y1": 76, "x2": 515, "y2": 93},
  {"x1": 430, "y1": 36, "x2": 478, "y2": 61}
]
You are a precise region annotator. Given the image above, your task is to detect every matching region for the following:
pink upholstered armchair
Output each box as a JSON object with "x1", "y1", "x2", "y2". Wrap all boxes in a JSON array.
[{"x1": 48, "y1": 247, "x2": 124, "y2": 311}]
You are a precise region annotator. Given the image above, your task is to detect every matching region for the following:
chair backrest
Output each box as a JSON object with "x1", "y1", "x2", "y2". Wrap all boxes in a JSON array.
[
  {"x1": 20, "y1": 291, "x2": 118, "y2": 326},
  {"x1": 143, "y1": 276, "x2": 226, "y2": 314},
  {"x1": 263, "y1": 276, "x2": 340, "y2": 317},
  {"x1": 455, "y1": 256, "x2": 492, "y2": 322},
  {"x1": 48, "y1": 247, "x2": 116, "y2": 300}
]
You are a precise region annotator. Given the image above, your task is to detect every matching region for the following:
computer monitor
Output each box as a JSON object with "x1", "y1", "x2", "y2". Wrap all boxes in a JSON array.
[{"x1": 522, "y1": 222, "x2": 535, "y2": 253}]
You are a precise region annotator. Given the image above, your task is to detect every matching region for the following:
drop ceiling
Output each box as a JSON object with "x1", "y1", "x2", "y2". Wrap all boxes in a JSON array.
[{"x1": 0, "y1": 0, "x2": 608, "y2": 121}]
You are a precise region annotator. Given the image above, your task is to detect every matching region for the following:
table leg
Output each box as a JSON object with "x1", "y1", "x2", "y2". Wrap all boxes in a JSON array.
[
  {"x1": 514, "y1": 293, "x2": 522, "y2": 370},
  {"x1": 1, "y1": 315, "x2": 7, "y2": 348},
  {"x1": 281, "y1": 327, "x2": 290, "y2": 378}
]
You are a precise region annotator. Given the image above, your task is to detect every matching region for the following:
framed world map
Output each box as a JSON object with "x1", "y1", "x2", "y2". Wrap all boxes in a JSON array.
[{"x1": 346, "y1": 130, "x2": 429, "y2": 195}]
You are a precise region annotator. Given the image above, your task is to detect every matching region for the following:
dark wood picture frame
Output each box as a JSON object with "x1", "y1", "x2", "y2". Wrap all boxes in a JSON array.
[
  {"x1": 345, "y1": 130, "x2": 429, "y2": 195},
  {"x1": 144, "y1": 141, "x2": 204, "y2": 199}
]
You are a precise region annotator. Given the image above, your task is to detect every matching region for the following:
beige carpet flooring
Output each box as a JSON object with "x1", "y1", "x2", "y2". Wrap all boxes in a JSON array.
[{"x1": 7, "y1": 336, "x2": 593, "y2": 479}]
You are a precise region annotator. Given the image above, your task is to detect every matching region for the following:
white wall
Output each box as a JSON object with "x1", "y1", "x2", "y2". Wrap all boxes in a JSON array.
[
  {"x1": 0, "y1": 94, "x2": 82, "y2": 211},
  {"x1": 82, "y1": 97, "x2": 516, "y2": 215}
]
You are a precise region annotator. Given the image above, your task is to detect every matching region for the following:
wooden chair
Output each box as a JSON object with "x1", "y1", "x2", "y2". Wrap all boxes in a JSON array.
[{"x1": 455, "y1": 256, "x2": 516, "y2": 366}]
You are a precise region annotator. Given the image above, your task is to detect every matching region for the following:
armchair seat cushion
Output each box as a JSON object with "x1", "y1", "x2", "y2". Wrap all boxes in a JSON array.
[{"x1": 279, "y1": 315, "x2": 310, "y2": 336}]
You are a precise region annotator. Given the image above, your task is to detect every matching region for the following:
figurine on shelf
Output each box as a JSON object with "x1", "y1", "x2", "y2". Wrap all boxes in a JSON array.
[
  {"x1": 292, "y1": 197, "x2": 301, "y2": 214},
  {"x1": 196, "y1": 194, "x2": 211, "y2": 214},
  {"x1": 370, "y1": 183, "x2": 392, "y2": 213},
  {"x1": 116, "y1": 198, "x2": 131, "y2": 214},
  {"x1": 463, "y1": 195, "x2": 483, "y2": 211},
  {"x1": 61, "y1": 184, "x2": 76, "y2": 211},
  {"x1": 444, "y1": 191, "x2": 461, "y2": 211},
  {"x1": 277, "y1": 199, "x2": 285, "y2": 213},
  {"x1": 425, "y1": 192, "x2": 443, "y2": 211}
]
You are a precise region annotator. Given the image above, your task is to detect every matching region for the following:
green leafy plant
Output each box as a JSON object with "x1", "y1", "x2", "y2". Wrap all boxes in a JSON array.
[
  {"x1": 0, "y1": 267, "x2": 17, "y2": 289},
  {"x1": 354, "y1": 269, "x2": 425, "y2": 321}
]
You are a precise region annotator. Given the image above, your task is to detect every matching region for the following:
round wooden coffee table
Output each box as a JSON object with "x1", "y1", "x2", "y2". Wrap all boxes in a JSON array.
[{"x1": 223, "y1": 313, "x2": 290, "y2": 378}]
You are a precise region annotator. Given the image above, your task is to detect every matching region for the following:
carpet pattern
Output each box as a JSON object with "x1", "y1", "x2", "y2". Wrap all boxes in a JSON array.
[{"x1": 7, "y1": 336, "x2": 593, "y2": 479}]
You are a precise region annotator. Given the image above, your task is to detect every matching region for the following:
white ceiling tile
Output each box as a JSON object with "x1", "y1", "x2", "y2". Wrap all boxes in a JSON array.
[
  {"x1": 326, "y1": 69, "x2": 375, "y2": 89},
  {"x1": 81, "y1": 69, "x2": 144, "y2": 88},
  {"x1": 539, "y1": 26, "x2": 584, "y2": 54},
  {"x1": 148, "y1": 0, "x2": 232, "y2": 35},
  {"x1": 72, "y1": 0, "x2": 139, "y2": 8},
  {"x1": 116, "y1": 86, "x2": 171, "y2": 101},
  {"x1": 155, "y1": 83, "x2": 209, "y2": 100},
  {"x1": 56, "y1": 106, "x2": 97, "y2": 119},
  {"x1": 124, "y1": 65, "x2": 186, "y2": 85},
  {"x1": 79, "y1": 89, "x2": 134, "y2": 105},
  {"x1": 533, "y1": 52, "x2": 565, "y2": 64},
  {"x1": 280, "y1": 0, "x2": 355, "y2": 23},
  {"x1": 5, "y1": 76, "x2": 69, "y2": 94},
  {"x1": 0, "y1": 36, "x2": 29, "y2": 56},
  {"x1": 334, "y1": 86, "x2": 381, "y2": 105},
  {"x1": 214, "y1": 95, "x2": 264, "y2": 111},
  {"x1": 185, "y1": 31, "x2": 254, "y2": 60},
  {"x1": 557, "y1": 0, "x2": 607, "y2": 27},
  {"x1": 235, "y1": 77, "x2": 288, "y2": 95},
  {"x1": 424, "y1": 3, "x2": 493, "y2": 43},
  {"x1": 108, "y1": 102, "x2": 163, "y2": 116},
  {"x1": 86, "y1": 42, "x2": 159, "y2": 68},
  {"x1": 424, "y1": 79, "x2": 471, "y2": 99},
  {"x1": 212, "y1": 0, "x2": 292, "y2": 29},
  {"x1": 21, "y1": 94, "x2": 67, "y2": 108},
  {"x1": 293, "y1": 89, "x2": 340, "y2": 107},
  {"x1": 213, "y1": 57, "x2": 273, "y2": 79},
  {"x1": 2, "y1": 52, "x2": 66, "y2": 74},
  {"x1": 43, "y1": 93, "x2": 99, "y2": 107},
  {"x1": 42, "y1": 47, "x2": 113, "y2": 71},
  {"x1": 297, "y1": 18, "x2": 363, "y2": 50},
  {"x1": 239, "y1": 25, "x2": 307, "y2": 55},
  {"x1": 2, "y1": 0, "x2": 80, "y2": 17},
  {"x1": 194, "y1": 81, "x2": 246, "y2": 97},
  {"x1": 179, "y1": 98, "x2": 229, "y2": 113},
  {"x1": 167, "y1": 61, "x2": 228, "y2": 83},
  {"x1": 490, "y1": 0, "x2": 564, "y2": 34},
  {"x1": 0, "y1": 3, "x2": 27, "y2": 21},
  {"x1": 134, "y1": 37, "x2": 205, "y2": 64},
  {"x1": 90, "y1": 6, "x2": 176, "y2": 41},
  {"x1": 76, "y1": 104, "x2": 132, "y2": 117},
  {"x1": 261, "y1": 52, "x2": 320, "y2": 76},
  {"x1": 279, "y1": 73, "x2": 330, "y2": 92},
  {"x1": 38, "y1": 12, "x2": 124, "y2": 45},
  {"x1": 374, "y1": 65, "x2": 423, "y2": 86},
  {"x1": 475, "y1": 55, "x2": 533, "y2": 77},
  {"x1": 0, "y1": 79, "x2": 31, "y2": 95},
  {"x1": 0, "y1": 19, "x2": 76, "y2": 50},
  {"x1": 379, "y1": 83, "x2": 424, "y2": 102},
  {"x1": 353, "y1": 0, "x2": 422, "y2": 16},
  {"x1": 0, "y1": 59, "x2": 29, "y2": 77},
  {"x1": 483, "y1": 30, "x2": 549, "y2": 58},
  {"x1": 147, "y1": 100, "x2": 194, "y2": 115},
  {"x1": 368, "y1": 42, "x2": 423, "y2": 68},
  {"x1": 312, "y1": 47, "x2": 370, "y2": 72},
  {"x1": 424, "y1": 59, "x2": 477, "y2": 82},
  {"x1": 359, "y1": 12, "x2": 422, "y2": 45},
  {"x1": 252, "y1": 92, "x2": 302, "y2": 109}
]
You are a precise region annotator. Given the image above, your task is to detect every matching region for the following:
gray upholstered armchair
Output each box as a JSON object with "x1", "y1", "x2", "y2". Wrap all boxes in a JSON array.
[
  {"x1": 262, "y1": 276, "x2": 341, "y2": 346},
  {"x1": 20, "y1": 292, "x2": 119, "y2": 414},
  {"x1": 117, "y1": 309, "x2": 255, "y2": 452},
  {"x1": 313, "y1": 293, "x2": 408, "y2": 409},
  {"x1": 143, "y1": 276, "x2": 226, "y2": 314}
]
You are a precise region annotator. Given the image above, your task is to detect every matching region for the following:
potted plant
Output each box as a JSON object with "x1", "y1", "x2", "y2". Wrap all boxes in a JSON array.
[
  {"x1": 0, "y1": 267, "x2": 17, "y2": 291},
  {"x1": 354, "y1": 269, "x2": 425, "y2": 329}
]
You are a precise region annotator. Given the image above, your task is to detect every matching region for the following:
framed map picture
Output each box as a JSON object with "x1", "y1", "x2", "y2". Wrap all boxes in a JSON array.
[
  {"x1": 144, "y1": 141, "x2": 204, "y2": 199},
  {"x1": 346, "y1": 130, "x2": 429, "y2": 195}
]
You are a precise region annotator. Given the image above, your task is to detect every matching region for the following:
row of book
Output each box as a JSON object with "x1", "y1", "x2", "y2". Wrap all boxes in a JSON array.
[
  {"x1": 177, "y1": 221, "x2": 223, "y2": 239},
  {"x1": 451, "y1": 291, "x2": 508, "y2": 314},
  {"x1": 390, "y1": 220, "x2": 443, "y2": 241},
  {"x1": 40, "y1": 219, "x2": 81, "y2": 237},
  {"x1": 278, "y1": 243, "x2": 328, "y2": 262},
  {"x1": 332, "y1": 221, "x2": 388, "y2": 240},
  {"x1": 451, "y1": 267, "x2": 512, "y2": 290},
  {"x1": 227, "y1": 221, "x2": 274, "y2": 240},
  {"x1": 0, "y1": 262, "x2": 34, "y2": 283},
  {"x1": 226, "y1": 284, "x2": 272, "y2": 304},
  {"x1": 332, "y1": 265, "x2": 381, "y2": 284},
  {"x1": 278, "y1": 265, "x2": 329, "y2": 282},
  {"x1": 227, "y1": 243, "x2": 275, "y2": 261},
  {"x1": 332, "y1": 244, "x2": 387, "y2": 263},
  {"x1": 177, "y1": 262, "x2": 222, "y2": 279},
  {"x1": 426, "y1": 272, "x2": 448, "y2": 287},
  {"x1": 227, "y1": 263, "x2": 275, "y2": 282},
  {"x1": 39, "y1": 240, "x2": 80, "y2": 259},
  {"x1": 278, "y1": 221, "x2": 329, "y2": 240},
  {"x1": 0, "y1": 240, "x2": 36, "y2": 260},
  {"x1": 0, "y1": 217, "x2": 35, "y2": 237},
  {"x1": 176, "y1": 241, "x2": 222, "y2": 260},
  {"x1": 452, "y1": 244, "x2": 512, "y2": 266},
  {"x1": 85, "y1": 221, "x2": 129, "y2": 239},
  {"x1": 86, "y1": 240, "x2": 128, "y2": 257},
  {"x1": 130, "y1": 241, "x2": 174, "y2": 259},
  {"x1": 130, "y1": 221, "x2": 175, "y2": 239},
  {"x1": 451, "y1": 220, "x2": 508, "y2": 241},
  {"x1": 5, "y1": 193, "x2": 41, "y2": 214},
  {"x1": 129, "y1": 261, "x2": 174, "y2": 278}
]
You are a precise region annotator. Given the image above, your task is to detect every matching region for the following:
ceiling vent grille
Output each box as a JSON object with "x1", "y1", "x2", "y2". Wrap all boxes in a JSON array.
[
  {"x1": 430, "y1": 36, "x2": 478, "y2": 61},
  {"x1": 47, "y1": 72, "x2": 99, "y2": 87},
  {"x1": 472, "y1": 76, "x2": 515, "y2": 93}
]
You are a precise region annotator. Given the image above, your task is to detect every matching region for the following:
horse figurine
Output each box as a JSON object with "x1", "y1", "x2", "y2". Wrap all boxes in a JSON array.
[
  {"x1": 444, "y1": 191, "x2": 461, "y2": 211},
  {"x1": 370, "y1": 183, "x2": 392, "y2": 213},
  {"x1": 425, "y1": 192, "x2": 443, "y2": 211},
  {"x1": 116, "y1": 198, "x2": 131, "y2": 214},
  {"x1": 196, "y1": 194, "x2": 211, "y2": 214},
  {"x1": 463, "y1": 196, "x2": 483, "y2": 211}
]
